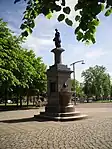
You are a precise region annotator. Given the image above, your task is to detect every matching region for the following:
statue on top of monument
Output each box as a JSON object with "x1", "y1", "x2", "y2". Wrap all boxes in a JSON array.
[{"x1": 53, "y1": 29, "x2": 61, "y2": 48}]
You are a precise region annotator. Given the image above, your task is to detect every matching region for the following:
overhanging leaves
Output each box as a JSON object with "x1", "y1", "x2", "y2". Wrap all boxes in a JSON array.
[
  {"x1": 65, "y1": 18, "x2": 73, "y2": 26},
  {"x1": 57, "y1": 14, "x2": 65, "y2": 22},
  {"x1": 63, "y1": 7, "x2": 71, "y2": 14},
  {"x1": 15, "y1": 0, "x2": 112, "y2": 44}
]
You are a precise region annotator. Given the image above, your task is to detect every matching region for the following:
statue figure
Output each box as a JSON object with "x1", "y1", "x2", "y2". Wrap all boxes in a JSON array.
[{"x1": 53, "y1": 29, "x2": 61, "y2": 48}]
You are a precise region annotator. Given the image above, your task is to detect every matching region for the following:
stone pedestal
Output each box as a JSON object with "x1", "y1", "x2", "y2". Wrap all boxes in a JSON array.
[{"x1": 34, "y1": 47, "x2": 87, "y2": 121}]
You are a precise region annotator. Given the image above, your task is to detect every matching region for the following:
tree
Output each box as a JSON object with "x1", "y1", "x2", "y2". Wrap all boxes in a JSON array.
[
  {"x1": 14, "y1": 0, "x2": 112, "y2": 44},
  {"x1": 0, "y1": 18, "x2": 47, "y2": 106},
  {"x1": 71, "y1": 79, "x2": 84, "y2": 97},
  {"x1": 0, "y1": 18, "x2": 22, "y2": 105},
  {"x1": 81, "y1": 65, "x2": 111, "y2": 101},
  {"x1": 110, "y1": 83, "x2": 112, "y2": 100}
]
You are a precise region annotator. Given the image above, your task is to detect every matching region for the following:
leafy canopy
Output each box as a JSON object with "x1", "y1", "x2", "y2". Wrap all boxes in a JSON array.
[
  {"x1": 71, "y1": 79, "x2": 84, "y2": 97},
  {"x1": 0, "y1": 18, "x2": 47, "y2": 98},
  {"x1": 14, "y1": 0, "x2": 112, "y2": 44},
  {"x1": 82, "y1": 65, "x2": 111, "y2": 99}
]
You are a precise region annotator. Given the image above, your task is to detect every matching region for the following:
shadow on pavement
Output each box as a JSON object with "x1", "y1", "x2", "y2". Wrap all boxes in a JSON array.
[
  {"x1": 0, "y1": 115, "x2": 89, "y2": 123},
  {"x1": 0, "y1": 116, "x2": 53, "y2": 123}
]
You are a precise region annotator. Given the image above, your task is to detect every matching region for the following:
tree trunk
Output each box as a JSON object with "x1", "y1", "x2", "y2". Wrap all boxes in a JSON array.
[
  {"x1": 87, "y1": 98, "x2": 89, "y2": 103},
  {"x1": 20, "y1": 96, "x2": 22, "y2": 107},
  {"x1": 27, "y1": 96, "x2": 29, "y2": 107},
  {"x1": 33, "y1": 96, "x2": 35, "y2": 106},
  {"x1": 95, "y1": 95, "x2": 98, "y2": 101},
  {"x1": 5, "y1": 98, "x2": 7, "y2": 107},
  {"x1": 5, "y1": 89, "x2": 7, "y2": 107},
  {"x1": 16, "y1": 95, "x2": 18, "y2": 108}
]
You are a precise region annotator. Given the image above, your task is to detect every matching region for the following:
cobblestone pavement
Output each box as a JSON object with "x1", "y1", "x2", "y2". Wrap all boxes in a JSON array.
[{"x1": 0, "y1": 103, "x2": 112, "y2": 149}]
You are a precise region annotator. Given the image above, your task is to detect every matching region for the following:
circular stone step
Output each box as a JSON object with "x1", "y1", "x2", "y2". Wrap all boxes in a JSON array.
[{"x1": 34, "y1": 113, "x2": 88, "y2": 121}]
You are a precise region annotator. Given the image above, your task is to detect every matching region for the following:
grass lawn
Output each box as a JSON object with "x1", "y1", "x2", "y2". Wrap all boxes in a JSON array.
[
  {"x1": 95, "y1": 100, "x2": 112, "y2": 103},
  {"x1": 0, "y1": 102, "x2": 34, "y2": 106}
]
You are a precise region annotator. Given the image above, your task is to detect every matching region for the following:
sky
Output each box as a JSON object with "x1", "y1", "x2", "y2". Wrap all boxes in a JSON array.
[{"x1": 0, "y1": 0, "x2": 112, "y2": 82}]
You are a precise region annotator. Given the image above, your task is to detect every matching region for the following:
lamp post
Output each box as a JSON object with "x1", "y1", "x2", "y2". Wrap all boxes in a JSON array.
[{"x1": 70, "y1": 60, "x2": 85, "y2": 104}]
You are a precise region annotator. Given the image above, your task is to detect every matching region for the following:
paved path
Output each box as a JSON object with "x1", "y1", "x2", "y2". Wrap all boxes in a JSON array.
[{"x1": 0, "y1": 103, "x2": 112, "y2": 149}]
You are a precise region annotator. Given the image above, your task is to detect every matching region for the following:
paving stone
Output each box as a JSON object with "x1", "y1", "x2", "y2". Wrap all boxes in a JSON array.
[{"x1": 0, "y1": 103, "x2": 112, "y2": 149}]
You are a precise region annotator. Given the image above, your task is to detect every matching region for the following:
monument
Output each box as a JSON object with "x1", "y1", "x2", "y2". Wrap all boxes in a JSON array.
[{"x1": 34, "y1": 29, "x2": 87, "y2": 121}]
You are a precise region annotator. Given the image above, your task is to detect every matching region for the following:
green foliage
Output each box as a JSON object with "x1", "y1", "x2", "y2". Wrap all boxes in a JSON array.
[
  {"x1": 46, "y1": 12, "x2": 52, "y2": 19},
  {"x1": 71, "y1": 79, "x2": 84, "y2": 97},
  {"x1": 0, "y1": 18, "x2": 47, "y2": 101},
  {"x1": 65, "y1": 18, "x2": 73, "y2": 26},
  {"x1": 14, "y1": 0, "x2": 112, "y2": 44},
  {"x1": 21, "y1": 30, "x2": 28, "y2": 37},
  {"x1": 57, "y1": 14, "x2": 65, "y2": 22},
  {"x1": 75, "y1": 15, "x2": 80, "y2": 21},
  {"x1": 105, "y1": 8, "x2": 112, "y2": 16},
  {"x1": 82, "y1": 65, "x2": 111, "y2": 100},
  {"x1": 63, "y1": 7, "x2": 71, "y2": 14}
]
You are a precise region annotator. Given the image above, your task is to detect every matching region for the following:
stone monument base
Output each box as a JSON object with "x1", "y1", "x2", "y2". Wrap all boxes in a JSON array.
[
  {"x1": 34, "y1": 105, "x2": 87, "y2": 121},
  {"x1": 34, "y1": 112, "x2": 87, "y2": 121},
  {"x1": 34, "y1": 92, "x2": 87, "y2": 121}
]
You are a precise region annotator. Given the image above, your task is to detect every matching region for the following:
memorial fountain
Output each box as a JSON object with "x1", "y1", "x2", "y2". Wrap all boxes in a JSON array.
[{"x1": 34, "y1": 29, "x2": 87, "y2": 121}]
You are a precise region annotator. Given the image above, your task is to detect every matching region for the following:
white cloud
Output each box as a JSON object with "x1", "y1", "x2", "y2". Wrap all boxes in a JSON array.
[
  {"x1": 21, "y1": 14, "x2": 58, "y2": 55},
  {"x1": 108, "y1": 72, "x2": 112, "y2": 77},
  {"x1": 85, "y1": 49, "x2": 107, "y2": 59},
  {"x1": 39, "y1": 38, "x2": 54, "y2": 46},
  {"x1": 22, "y1": 35, "x2": 54, "y2": 55}
]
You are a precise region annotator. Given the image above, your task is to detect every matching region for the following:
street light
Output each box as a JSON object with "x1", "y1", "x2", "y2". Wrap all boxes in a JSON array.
[{"x1": 70, "y1": 60, "x2": 85, "y2": 102}]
